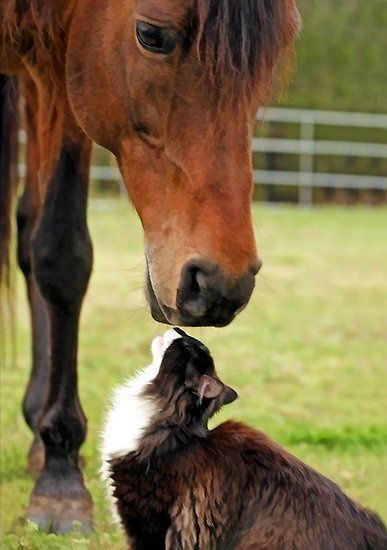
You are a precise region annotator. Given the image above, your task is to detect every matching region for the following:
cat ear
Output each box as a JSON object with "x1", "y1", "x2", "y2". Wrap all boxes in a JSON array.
[
  {"x1": 197, "y1": 375, "x2": 224, "y2": 399},
  {"x1": 185, "y1": 364, "x2": 224, "y2": 400},
  {"x1": 223, "y1": 385, "x2": 238, "y2": 405}
]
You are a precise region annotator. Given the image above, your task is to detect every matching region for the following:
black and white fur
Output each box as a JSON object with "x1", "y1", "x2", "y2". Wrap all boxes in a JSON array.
[{"x1": 101, "y1": 329, "x2": 387, "y2": 550}]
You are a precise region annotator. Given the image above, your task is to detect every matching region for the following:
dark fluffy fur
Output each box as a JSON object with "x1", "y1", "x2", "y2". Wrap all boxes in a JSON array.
[{"x1": 108, "y1": 331, "x2": 387, "y2": 549}]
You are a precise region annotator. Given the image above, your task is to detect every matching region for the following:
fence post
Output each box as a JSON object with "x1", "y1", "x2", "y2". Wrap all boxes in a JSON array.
[{"x1": 299, "y1": 115, "x2": 315, "y2": 206}]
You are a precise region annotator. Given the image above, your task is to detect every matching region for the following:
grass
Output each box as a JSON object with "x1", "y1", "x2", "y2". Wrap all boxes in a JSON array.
[{"x1": 1, "y1": 200, "x2": 386, "y2": 548}]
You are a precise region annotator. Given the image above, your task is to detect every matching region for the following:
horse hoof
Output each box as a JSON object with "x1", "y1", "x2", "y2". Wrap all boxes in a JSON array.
[
  {"x1": 28, "y1": 495, "x2": 93, "y2": 534},
  {"x1": 27, "y1": 469, "x2": 93, "y2": 534}
]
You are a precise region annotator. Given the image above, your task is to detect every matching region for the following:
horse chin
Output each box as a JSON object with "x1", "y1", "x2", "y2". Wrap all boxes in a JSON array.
[
  {"x1": 151, "y1": 307, "x2": 171, "y2": 325},
  {"x1": 145, "y1": 270, "x2": 172, "y2": 325}
]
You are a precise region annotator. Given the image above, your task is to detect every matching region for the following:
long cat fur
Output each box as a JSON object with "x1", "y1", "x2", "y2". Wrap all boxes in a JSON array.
[{"x1": 101, "y1": 329, "x2": 386, "y2": 549}]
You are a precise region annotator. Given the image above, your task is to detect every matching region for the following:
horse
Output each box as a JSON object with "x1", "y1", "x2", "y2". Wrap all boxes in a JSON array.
[{"x1": 0, "y1": 0, "x2": 299, "y2": 534}]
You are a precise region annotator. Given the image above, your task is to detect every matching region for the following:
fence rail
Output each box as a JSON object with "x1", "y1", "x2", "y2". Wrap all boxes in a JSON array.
[
  {"x1": 252, "y1": 137, "x2": 387, "y2": 159},
  {"x1": 256, "y1": 107, "x2": 387, "y2": 128},
  {"x1": 18, "y1": 108, "x2": 387, "y2": 205},
  {"x1": 254, "y1": 108, "x2": 387, "y2": 205}
]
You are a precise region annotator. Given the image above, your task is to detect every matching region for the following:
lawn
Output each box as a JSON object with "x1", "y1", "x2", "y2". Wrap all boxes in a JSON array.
[{"x1": 1, "y1": 201, "x2": 386, "y2": 548}]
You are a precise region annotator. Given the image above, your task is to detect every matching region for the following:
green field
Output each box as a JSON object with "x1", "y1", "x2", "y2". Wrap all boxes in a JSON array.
[{"x1": 1, "y1": 201, "x2": 386, "y2": 548}]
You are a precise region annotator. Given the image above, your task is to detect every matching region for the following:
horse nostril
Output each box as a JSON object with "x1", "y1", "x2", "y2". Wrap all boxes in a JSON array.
[
  {"x1": 177, "y1": 261, "x2": 220, "y2": 319},
  {"x1": 188, "y1": 267, "x2": 202, "y2": 295},
  {"x1": 182, "y1": 268, "x2": 207, "y2": 317},
  {"x1": 176, "y1": 259, "x2": 256, "y2": 326}
]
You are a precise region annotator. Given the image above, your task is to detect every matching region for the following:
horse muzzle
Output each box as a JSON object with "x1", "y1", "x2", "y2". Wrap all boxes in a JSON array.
[{"x1": 146, "y1": 259, "x2": 261, "y2": 327}]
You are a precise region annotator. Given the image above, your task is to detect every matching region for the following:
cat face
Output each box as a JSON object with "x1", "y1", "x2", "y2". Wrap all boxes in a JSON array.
[{"x1": 148, "y1": 329, "x2": 238, "y2": 427}]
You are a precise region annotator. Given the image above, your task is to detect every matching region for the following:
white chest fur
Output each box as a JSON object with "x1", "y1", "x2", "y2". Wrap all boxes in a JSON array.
[{"x1": 100, "y1": 329, "x2": 182, "y2": 516}]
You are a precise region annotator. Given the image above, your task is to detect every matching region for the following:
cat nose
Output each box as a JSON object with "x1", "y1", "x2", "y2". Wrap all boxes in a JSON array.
[{"x1": 176, "y1": 259, "x2": 260, "y2": 327}]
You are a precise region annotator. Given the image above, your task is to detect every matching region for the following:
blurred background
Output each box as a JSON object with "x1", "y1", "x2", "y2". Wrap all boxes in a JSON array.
[{"x1": 1, "y1": 1, "x2": 386, "y2": 548}]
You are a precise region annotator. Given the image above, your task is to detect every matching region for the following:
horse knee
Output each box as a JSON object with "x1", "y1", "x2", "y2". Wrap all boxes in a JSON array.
[{"x1": 32, "y1": 223, "x2": 93, "y2": 310}]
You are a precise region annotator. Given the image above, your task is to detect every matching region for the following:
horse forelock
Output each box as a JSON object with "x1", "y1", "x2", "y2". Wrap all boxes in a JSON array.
[{"x1": 195, "y1": 0, "x2": 298, "y2": 103}]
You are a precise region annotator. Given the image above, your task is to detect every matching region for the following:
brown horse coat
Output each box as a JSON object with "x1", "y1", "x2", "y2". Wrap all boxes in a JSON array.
[{"x1": 1, "y1": 0, "x2": 299, "y2": 533}]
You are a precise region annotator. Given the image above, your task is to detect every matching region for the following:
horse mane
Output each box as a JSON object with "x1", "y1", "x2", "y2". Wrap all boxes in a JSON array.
[
  {"x1": 1, "y1": 1, "x2": 65, "y2": 81},
  {"x1": 1, "y1": 1, "x2": 60, "y2": 39},
  {"x1": 195, "y1": 0, "x2": 298, "y2": 101}
]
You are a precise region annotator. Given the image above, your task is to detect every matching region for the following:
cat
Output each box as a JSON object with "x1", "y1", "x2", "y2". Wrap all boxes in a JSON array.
[{"x1": 101, "y1": 328, "x2": 386, "y2": 549}]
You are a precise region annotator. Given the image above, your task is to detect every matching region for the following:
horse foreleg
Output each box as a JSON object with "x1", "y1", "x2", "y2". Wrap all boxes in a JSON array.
[
  {"x1": 27, "y1": 133, "x2": 94, "y2": 534},
  {"x1": 17, "y1": 83, "x2": 49, "y2": 477},
  {"x1": 17, "y1": 186, "x2": 49, "y2": 477}
]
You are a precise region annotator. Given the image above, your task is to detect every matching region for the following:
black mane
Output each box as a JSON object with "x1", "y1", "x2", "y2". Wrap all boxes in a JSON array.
[{"x1": 195, "y1": 0, "x2": 297, "y2": 97}]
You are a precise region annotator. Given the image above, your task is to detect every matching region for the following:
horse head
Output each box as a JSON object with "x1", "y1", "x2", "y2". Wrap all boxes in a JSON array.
[{"x1": 66, "y1": 0, "x2": 300, "y2": 326}]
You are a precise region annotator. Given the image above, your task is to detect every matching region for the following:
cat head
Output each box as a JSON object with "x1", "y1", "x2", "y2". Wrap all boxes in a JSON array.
[{"x1": 147, "y1": 328, "x2": 238, "y2": 429}]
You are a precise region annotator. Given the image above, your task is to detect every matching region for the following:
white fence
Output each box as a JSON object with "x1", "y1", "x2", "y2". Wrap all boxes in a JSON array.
[
  {"x1": 254, "y1": 108, "x2": 387, "y2": 205},
  {"x1": 18, "y1": 108, "x2": 387, "y2": 205}
]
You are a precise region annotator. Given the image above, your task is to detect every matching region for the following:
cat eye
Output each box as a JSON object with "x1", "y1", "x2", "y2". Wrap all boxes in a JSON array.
[{"x1": 136, "y1": 21, "x2": 176, "y2": 55}]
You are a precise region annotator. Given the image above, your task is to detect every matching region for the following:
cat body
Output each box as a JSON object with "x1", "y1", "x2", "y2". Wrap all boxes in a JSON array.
[{"x1": 101, "y1": 329, "x2": 386, "y2": 549}]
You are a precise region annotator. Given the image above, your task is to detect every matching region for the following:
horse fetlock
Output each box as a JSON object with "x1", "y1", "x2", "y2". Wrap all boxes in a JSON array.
[
  {"x1": 27, "y1": 436, "x2": 86, "y2": 479},
  {"x1": 39, "y1": 404, "x2": 87, "y2": 457}
]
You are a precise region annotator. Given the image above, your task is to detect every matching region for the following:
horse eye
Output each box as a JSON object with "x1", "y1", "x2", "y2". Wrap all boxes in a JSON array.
[{"x1": 136, "y1": 21, "x2": 176, "y2": 55}]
